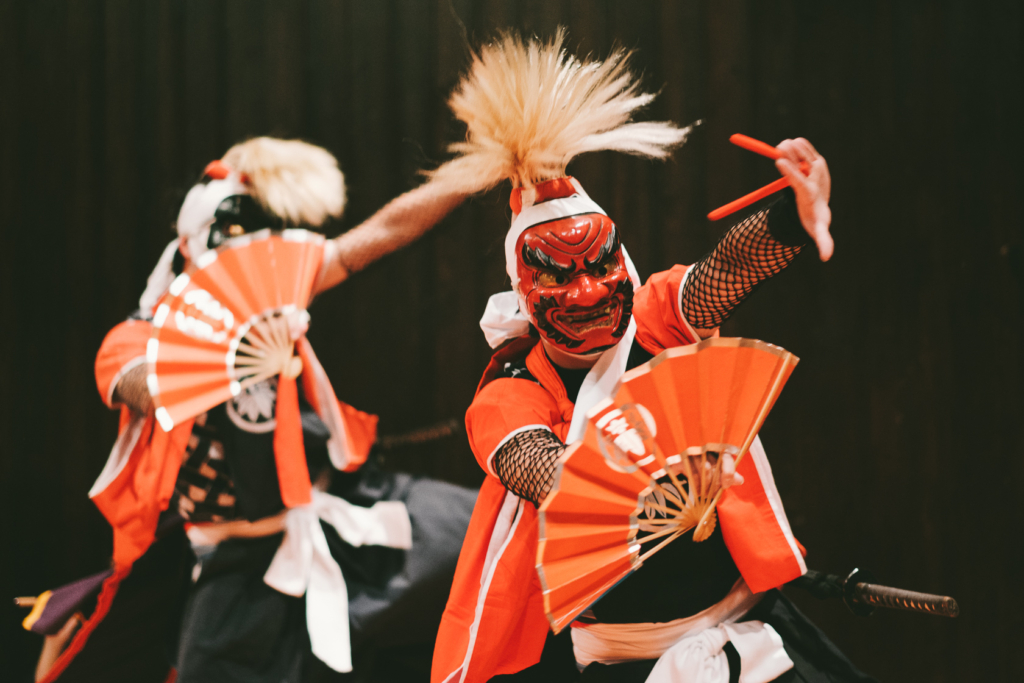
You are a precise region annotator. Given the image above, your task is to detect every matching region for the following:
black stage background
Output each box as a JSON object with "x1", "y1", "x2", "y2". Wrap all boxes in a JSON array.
[{"x1": 2, "y1": 1, "x2": 1022, "y2": 681}]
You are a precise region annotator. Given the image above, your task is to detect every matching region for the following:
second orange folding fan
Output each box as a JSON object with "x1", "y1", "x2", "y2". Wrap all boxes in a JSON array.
[
  {"x1": 147, "y1": 229, "x2": 325, "y2": 431},
  {"x1": 536, "y1": 338, "x2": 798, "y2": 633}
]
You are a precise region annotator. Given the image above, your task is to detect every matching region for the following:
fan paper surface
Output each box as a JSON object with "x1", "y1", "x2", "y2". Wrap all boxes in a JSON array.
[
  {"x1": 147, "y1": 229, "x2": 325, "y2": 431},
  {"x1": 536, "y1": 338, "x2": 798, "y2": 633}
]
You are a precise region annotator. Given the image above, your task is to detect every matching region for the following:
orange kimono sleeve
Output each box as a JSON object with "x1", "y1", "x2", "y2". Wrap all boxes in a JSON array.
[
  {"x1": 94, "y1": 319, "x2": 152, "y2": 409},
  {"x1": 465, "y1": 377, "x2": 562, "y2": 477},
  {"x1": 337, "y1": 400, "x2": 378, "y2": 470},
  {"x1": 633, "y1": 265, "x2": 702, "y2": 354}
]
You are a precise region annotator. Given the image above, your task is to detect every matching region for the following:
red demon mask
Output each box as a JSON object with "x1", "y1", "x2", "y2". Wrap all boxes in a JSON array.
[{"x1": 515, "y1": 213, "x2": 634, "y2": 355}]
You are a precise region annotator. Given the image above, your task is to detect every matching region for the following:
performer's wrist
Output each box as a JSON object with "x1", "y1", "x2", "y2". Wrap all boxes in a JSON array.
[{"x1": 766, "y1": 188, "x2": 808, "y2": 247}]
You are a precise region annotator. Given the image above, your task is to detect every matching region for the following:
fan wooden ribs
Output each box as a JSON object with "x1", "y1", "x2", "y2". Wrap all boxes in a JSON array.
[
  {"x1": 232, "y1": 313, "x2": 303, "y2": 390},
  {"x1": 536, "y1": 337, "x2": 798, "y2": 633}
]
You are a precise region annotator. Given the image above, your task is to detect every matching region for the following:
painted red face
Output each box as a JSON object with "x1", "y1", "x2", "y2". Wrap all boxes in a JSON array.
[{"x1": 516, "y1": 213, "x2": 634, "y2": 355}]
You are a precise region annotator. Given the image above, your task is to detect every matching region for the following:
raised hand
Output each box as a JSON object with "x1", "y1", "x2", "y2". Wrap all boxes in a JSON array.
[{"x1": 775, "y1": 138, "x2": 833, "y2": 261}]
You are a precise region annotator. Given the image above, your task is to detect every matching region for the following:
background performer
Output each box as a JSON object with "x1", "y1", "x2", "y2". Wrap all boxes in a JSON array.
[{"x1": 30, "y1": 137, "x2": 475, "y2": 683}]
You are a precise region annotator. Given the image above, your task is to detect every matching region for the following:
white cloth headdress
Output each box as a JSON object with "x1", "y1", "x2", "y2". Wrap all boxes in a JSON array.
[
  {"x1": 138, "y1": 175, "x2": 247, "y2": 313},
  {"x1": 480, "y1": 178, "x2": 642, "y2": 348},
  {"x1": 139, "y1": 138, "x2": 346, "y2": 313}
]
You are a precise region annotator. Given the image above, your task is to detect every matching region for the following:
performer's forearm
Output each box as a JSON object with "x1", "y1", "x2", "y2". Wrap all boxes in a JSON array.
[
  {"x1": 112, "y1": 363, "x2": 153, "y2": 415},
  {"x1": 681, "y1": 189, "x2": 807, "y2": 332},
  {"x1": 492, "y1": 429, "x2": 566, "y2": 506},
  {"x1": 316, "y1": 182, "x2": 469, "y2": 292}
]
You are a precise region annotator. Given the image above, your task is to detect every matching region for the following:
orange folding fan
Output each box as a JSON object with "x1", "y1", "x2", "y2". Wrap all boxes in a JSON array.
[
  {"x1": 147, "y1": 229, "x2": 325, "y2": 431},
  {"x1": 536, "y1": 338, "x2": 798, "y2": 633}
]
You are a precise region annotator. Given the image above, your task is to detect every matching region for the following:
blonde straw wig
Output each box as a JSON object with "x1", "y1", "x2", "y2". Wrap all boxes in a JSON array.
[
  {"x1": 223, "y1": 137, "x2": 346, "y2": 226},
  {"x1": 430, "y1": 29, "x2": 692, "y2": 193}
]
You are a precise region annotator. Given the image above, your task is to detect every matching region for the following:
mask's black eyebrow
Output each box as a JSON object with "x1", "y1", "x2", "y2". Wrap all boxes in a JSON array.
[
  {"x1": 585, "y1": 227, "x2": 620, "y2": 269},
  {"x1": 521, "y1": 243, "x2": 576, "y2": 275}
]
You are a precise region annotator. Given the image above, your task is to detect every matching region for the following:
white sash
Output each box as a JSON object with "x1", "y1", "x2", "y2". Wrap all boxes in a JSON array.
[
  {"x1": 571, "y1": 580, "x2": 794, "y2": 683},
  {"x1": 566, "y1": 316, "x2": 637, "y2": 442}
]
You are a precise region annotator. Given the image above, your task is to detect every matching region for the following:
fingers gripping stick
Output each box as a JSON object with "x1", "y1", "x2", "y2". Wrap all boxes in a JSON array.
[{"x1": 707, "y1": 134, "x2": 810, "y2": 221}]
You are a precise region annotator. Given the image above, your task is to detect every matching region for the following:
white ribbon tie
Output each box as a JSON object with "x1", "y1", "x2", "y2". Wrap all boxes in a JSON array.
[
  {"x1": 646, "y1": 621, "x2": 793, "y2": 683},
  {"x1": 263, "y1": 489, "x2": 412, "y2": 672}
]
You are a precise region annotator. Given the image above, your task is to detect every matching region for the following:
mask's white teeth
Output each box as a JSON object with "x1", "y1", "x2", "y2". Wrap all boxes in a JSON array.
[{"x1": 563, "y1": 303, "x2": 617, "y2": 324}]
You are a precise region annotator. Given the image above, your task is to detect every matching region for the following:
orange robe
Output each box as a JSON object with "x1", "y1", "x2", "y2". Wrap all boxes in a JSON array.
[
  {"x1": 431, "y1": 266, "x2": 807, "y2": 683},
  {"x1": 37, "y1": 319, "x2": 378, "y2": 683}
]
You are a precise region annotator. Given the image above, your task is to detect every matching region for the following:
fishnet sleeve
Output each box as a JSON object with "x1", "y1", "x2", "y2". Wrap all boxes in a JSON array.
[
  {"x1": 492, "y1": 429, "x2": 566, "y2": 506},
  {"x1": 681, "y1": 190, "x2": 808, "y2": 330}
]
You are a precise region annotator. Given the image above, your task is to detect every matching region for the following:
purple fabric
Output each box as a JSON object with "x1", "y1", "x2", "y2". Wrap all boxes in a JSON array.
[{"x1": 31, "y1": 569, "x2": 114, "y2": 635}]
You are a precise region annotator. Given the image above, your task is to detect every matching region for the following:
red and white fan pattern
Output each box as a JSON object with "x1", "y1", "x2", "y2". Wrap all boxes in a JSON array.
[
  {"x1": 146, "y1": 229, "x2": 325, "y2": 431},
  {"x1": 537, "y1": 338, "x2": 799, "y2": 632}
]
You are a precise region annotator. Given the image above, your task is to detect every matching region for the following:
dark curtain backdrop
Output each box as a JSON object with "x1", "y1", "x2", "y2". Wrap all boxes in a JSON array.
[{"x1": 2, "y1": 1, "x2": 1022, "y2": 681}]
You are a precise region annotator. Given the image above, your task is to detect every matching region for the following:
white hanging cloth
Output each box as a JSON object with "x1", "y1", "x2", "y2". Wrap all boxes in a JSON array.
[{"x1": 263, "y1": 489, "x2": 412, "y2": 672}]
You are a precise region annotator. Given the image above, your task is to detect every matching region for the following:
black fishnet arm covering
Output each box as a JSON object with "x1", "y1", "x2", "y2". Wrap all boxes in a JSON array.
[
  {"x1": 682, "y1": 190, "x2": 809, "y2": 330},
  {"x1": 492, "y1": 429, "x2": 566, "y2": 506}
]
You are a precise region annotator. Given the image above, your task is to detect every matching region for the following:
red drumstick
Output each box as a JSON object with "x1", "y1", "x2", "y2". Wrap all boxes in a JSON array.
[
  {"x1": 707, "y1": 134, "x2": 810, "y2": 221},
  {"x1": 707, "y1": 177, "x2": 791, "y2": 221},
  {"x1": 732, "y1": 134, "x2": 811, "y2": 173},
  {"x1": 730, "y1": 133, "x2": 784, "y2": 160}
]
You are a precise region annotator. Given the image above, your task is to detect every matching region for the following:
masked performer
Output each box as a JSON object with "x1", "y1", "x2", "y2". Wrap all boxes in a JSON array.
[
  {"x1": 427, "y1": 33, "x2": 875, "y2": 683},
  {"x1": 26, "y1": 137, "x2": 476, "y2": 683}
]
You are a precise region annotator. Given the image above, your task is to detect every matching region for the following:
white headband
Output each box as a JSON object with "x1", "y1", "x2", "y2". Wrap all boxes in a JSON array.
[{"x1": 504, "y1": 178, "x2": 608, "y2": 290}]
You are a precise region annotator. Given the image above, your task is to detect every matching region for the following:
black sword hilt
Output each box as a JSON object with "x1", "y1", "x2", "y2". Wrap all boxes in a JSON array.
[
  {"x1": 790, "y1": 568, "x2": 959, "y2": 618},
  {"x1": 850, "y1": 580, "x2": 959, "y2": 618}
]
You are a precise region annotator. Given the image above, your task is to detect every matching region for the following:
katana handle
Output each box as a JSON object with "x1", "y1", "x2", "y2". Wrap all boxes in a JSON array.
[
  {"x1": 851, "y1": 582, "x2": 959, "y2": 618},
  {"x1": 790, "y1": 568, "x2": 960, "y2": 619}
]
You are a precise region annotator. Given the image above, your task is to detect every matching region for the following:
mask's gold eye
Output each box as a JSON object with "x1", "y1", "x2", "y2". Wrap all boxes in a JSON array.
[
  {"x1": 591, "y1": 256, "x2": 619, "y2": 277},
  {"x1": 537, "y1": 271, "x2": 570, "y2": 287},
  {"x1": 227, "y1": 224, "x2": 245, "y2": 237}
]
